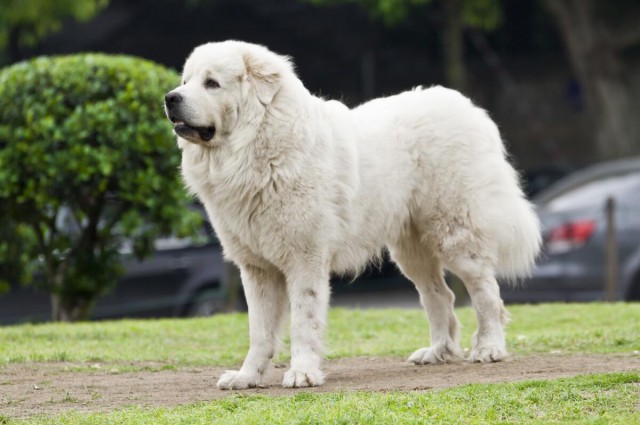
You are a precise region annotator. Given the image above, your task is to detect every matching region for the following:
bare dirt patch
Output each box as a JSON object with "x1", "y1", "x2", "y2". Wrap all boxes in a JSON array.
[{"x1": 1, "y1": 354, "x2": 639, "y2": 419}]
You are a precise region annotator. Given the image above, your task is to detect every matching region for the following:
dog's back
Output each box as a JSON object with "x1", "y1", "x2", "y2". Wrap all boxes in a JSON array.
[{"x1": 325, "y1": 85, "x2": 541, "y2": 280}]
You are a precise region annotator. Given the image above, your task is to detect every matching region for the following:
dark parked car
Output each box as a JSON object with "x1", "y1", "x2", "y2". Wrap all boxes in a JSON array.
[
  {"x1": 0, "y1": 217, "x2": 233, "y2": 325},
  {"x1": 501, "y1": 157, "x2": 640, "y2": 302}
]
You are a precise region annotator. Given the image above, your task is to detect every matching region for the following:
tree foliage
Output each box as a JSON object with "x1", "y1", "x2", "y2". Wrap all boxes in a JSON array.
[
  {"x1": 0, "y1": 0, "x2": 108, "y2": 47},
  {"x1": 307, "y1": 0, "x2": 501, "y2": 91},
  {"x1": 0, "y1": 0, "x2": 109, "y2": 63},
  {"x1": 307, "y1": 0, "x2": 500, "y2": 28},
  {"x1": 307, "y1": 0, "x2": 429, "y2": 25},
  {"x1": 0, "y1": 54, "x2": 201, "y2": 321}
]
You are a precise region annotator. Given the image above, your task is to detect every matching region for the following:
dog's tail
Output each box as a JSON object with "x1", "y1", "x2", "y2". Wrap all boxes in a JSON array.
[{"x1": 494, "y1": 195, "x2": 542, "y2": 282}]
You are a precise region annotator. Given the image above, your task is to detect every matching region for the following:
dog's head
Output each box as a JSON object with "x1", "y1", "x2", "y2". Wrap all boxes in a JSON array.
[{"x1": 164, "y1": 41, "x2": 292, "y2": 146}]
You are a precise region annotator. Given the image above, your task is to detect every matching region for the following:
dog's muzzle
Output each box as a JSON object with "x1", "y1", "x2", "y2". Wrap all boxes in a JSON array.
[{"x1": 164, "y1": 92, "x2": 216, "y2": 142}]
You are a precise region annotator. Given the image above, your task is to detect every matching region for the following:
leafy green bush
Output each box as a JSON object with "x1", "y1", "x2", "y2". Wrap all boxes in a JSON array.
[{"x1": 0, "y1": 54, "x2": 200, "y2": 321}]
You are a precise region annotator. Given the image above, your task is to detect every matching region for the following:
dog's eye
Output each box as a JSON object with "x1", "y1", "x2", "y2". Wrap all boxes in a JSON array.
[{"x1": 205, "y1": 78, "x2": 220, "y2": 89}]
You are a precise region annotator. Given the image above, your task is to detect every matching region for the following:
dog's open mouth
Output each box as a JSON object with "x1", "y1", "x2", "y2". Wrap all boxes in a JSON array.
[{"x1": 170, "y1": 116, "x2": 215, "y2": 142}]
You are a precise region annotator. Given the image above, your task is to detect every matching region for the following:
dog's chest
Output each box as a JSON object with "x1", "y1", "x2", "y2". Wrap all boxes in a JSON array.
[
  {"x1": 205, "y1": 180, "x2": 285, "y2": 260},
  {"x1": 182, "y1": 146, "x2": 301, "y2": 261},
  {"x1": 213, "y1": 192, "x2": 303, "y2": 271}
]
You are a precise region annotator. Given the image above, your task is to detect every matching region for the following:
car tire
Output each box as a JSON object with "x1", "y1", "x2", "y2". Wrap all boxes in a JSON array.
[{"x1": 187, "y1": 287, "x2": 223, "y2": 317}]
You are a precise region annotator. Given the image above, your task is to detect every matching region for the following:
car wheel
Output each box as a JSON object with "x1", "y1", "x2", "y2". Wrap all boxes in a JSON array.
[{"x1": 188, "y1": 287, "x2": 223, "y2": 317}]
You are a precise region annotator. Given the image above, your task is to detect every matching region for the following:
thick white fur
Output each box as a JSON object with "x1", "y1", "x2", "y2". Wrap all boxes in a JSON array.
[{"x1": 168, "y1": 41, "x2": 541, "y2": 390}]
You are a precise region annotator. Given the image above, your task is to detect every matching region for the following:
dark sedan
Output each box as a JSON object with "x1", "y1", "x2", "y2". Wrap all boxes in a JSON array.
[{"x1": 0, "y1": 219, "x2": 232, "y2": 324}]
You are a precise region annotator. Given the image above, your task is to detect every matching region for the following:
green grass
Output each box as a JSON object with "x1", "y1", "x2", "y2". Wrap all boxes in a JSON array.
[
  {"x1": 1, "y1": 303, "x2": 638, "y2": 367},
  {"x1": 6, "y1": 372, "x2": 639, "y2": 425},
  {"x1": 1, "y1": 303, "x2": 639, "y2": 424}
]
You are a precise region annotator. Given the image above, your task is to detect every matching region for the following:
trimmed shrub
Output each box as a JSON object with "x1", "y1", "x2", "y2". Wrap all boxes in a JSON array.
[{"x1": 0, "y1": 54, "x2": 199, "y2": 321}]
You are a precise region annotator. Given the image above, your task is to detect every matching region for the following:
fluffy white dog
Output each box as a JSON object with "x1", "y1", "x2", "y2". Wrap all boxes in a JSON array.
[{"x1": 164, "y1": 41, "x2": 541, "y2": 390}]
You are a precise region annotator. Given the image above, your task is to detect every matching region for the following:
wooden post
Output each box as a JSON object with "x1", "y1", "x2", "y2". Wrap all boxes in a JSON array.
[{"x1": 605, "y1": 197, "x2": 618, "y2": 301}]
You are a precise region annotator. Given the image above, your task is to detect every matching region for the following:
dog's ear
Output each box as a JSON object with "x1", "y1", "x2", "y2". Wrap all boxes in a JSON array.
[{"x1": 243, "y1": 52, "x2": 282, "y2": 106}]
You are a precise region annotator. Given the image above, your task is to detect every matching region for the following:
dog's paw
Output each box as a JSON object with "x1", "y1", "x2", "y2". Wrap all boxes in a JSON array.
[
  {"x1": 469, "y1": 345, "x2": 509, "y2": 363},
  {"x1": 408, "y1": 343, "x2": 464, "y2": 365},
  {"x1": 282, "y1": 368, "x2": 324, "y2": 388},
  {"x1": 217, "y1": 370, "x2": 260, "y2": 390}
]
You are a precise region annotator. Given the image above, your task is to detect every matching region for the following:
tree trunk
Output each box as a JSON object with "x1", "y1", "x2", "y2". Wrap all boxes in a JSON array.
[
  {"x1": 47, "y1": 266, "x2": 93, "y2": 322},
  {"x1": 224, "y1": 262, "x2": 242, "y2": 312},
  {"x1": 543, "y1": 0, "x2": 640, "y2": 160},
  {"x1": 50, "y1": 293, "x2": 93, "y2": 322},
  {"x1": 442, "y1": 0, "x2": 467, "y2": 92},
  {"x1": 361, "y1": 48, "x2": 375, "y2": 100}
]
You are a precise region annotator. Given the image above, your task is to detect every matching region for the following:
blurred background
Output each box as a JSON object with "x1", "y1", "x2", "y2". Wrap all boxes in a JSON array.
[{"x1": 1, "y1": 0, "x2": 639, "y2": 324}]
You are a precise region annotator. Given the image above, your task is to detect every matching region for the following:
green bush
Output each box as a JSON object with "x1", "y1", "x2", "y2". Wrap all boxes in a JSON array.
[{"x1": 0, "y1": 54, "x2": 200, "y2": 321}]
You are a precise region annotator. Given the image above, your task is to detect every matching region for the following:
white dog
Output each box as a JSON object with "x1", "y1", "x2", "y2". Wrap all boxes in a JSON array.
[{"x1": 164, "y1": 41, "x2": 541, "y2": 390}]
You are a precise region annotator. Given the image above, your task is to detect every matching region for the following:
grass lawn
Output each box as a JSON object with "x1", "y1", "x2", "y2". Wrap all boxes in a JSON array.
[
  {"x1": 1, "y1": 303, "x2": 639, "y2": 424},
  {"x1": 0, "y1": 303, "x2": 638, "y2": 367}
]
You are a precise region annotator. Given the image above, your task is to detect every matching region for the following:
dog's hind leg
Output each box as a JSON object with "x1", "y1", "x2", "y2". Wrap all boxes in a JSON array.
[
  {"x1": 445, "y1": 254, "x2": 509, "y2": 363},
  {"x1": 389, "y1": 236, "x2": 464, "y2": 364},
  {"x1": 217, "y1": 264, "x2": 288, "y2": 390}
]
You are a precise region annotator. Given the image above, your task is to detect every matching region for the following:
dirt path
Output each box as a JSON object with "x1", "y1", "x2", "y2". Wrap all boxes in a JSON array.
[{"x1": 2, "y1": 354, "x2": 639, "y2": 418}]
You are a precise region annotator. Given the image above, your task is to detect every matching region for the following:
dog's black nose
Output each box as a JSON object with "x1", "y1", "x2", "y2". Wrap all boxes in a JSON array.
[{"x1": 165, "y1": 92, "x2": 183, "y2": 107}]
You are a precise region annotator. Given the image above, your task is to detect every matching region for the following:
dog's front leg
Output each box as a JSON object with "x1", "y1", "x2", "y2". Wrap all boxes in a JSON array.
[
  {"x1": 282, "y1": 264, "x2": 330, "y2": 388},
  {"x1": 217, "y1": 264, "x2": 287, "y2": 390}
]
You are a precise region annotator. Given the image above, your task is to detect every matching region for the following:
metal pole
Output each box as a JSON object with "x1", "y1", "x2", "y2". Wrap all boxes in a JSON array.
[{"x1": 605, "y1": 197, "x2": 618, "y2": 301}]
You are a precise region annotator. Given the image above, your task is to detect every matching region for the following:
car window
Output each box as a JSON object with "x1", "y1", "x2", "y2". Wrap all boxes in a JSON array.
[{"x1": 542, "y1": 171, "x2": 640, "y2": 213}]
